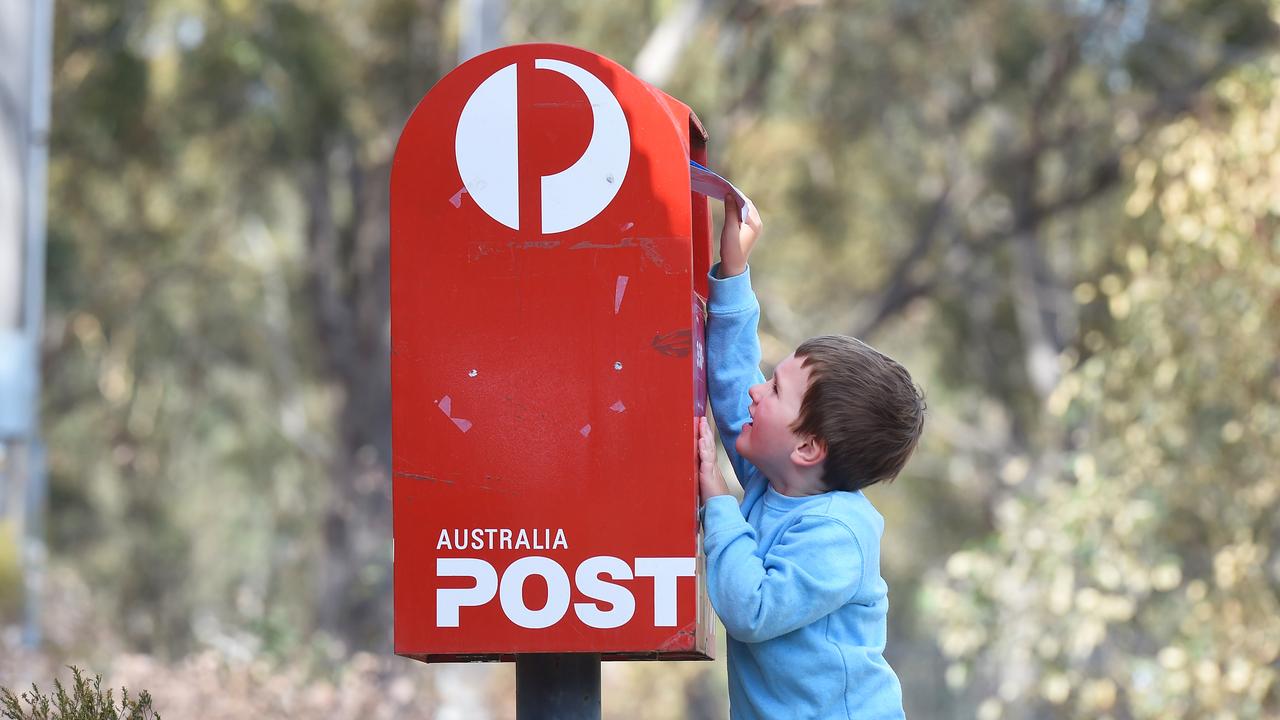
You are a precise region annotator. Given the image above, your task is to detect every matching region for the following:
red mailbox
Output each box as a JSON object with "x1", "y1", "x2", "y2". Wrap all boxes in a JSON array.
[{"x1": 391, "y1": 43, "x2": 715, "y2": 662}]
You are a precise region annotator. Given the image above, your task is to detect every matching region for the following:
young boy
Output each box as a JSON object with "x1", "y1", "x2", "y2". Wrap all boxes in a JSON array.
[{"x1": 697, "y1": 195, "x2": 924, "y2": 719}]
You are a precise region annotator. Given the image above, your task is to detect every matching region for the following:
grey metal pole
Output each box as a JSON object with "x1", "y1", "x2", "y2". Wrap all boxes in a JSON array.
[
  {"x1": 458, "y1": 0, "x2": 507, "y2": 63},
  {"x1": 18, "y1": 0, "x2": 53, "y2": 650},
  {"x1": 26, "y1": 0, "x2": 52, "y2": 347},
  {"x1": 516, "y1": 653, "x2": 601, "y2": 720}
]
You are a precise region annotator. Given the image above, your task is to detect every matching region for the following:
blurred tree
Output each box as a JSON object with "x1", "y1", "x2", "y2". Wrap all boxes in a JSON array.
[
  {"x1": 35, "y1": 0, "x2": 1280, "y2": 717},
  {"x1": 927, "y1": 53, "x2": 1280, "y2": 718},
  {"x1": 43, "y1": 0, "x2": 451, "y2": 654}
]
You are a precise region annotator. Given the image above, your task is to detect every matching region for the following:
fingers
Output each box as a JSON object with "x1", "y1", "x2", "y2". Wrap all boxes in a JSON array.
[
  {"x1": 698, "y1": 416, "x2": 715, "y2": 465},
  {"x1": 723, "y1": 193, "x2": 741, "y2": 220},
  {"x1": 697, "y1": 416, "x2": 731, "y2": 503}
]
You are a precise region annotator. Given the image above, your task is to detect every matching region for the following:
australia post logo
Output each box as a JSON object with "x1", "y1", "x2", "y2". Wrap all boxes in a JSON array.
[
  {"x1": 454, "y1": 59, "x2": 630, "y2": 234},
  {"x1": 435, "y1": 527, "x2": 695, "y2": 631}
]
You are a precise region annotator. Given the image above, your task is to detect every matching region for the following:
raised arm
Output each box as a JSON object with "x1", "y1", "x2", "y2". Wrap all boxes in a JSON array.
[
  {"x1": 716, "y1": 195, "x2": 762, "y2": 279},
  {"x1": 707, "y1": 268, "x2": 764, "y2": 488},
  {"x1": 706, "y1": 195, "x2": 766, "y2": 488}
]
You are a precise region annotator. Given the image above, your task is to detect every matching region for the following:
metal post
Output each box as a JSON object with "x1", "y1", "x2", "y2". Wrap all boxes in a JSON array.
[
  {"x1": 458, "y1": 0, "x2": 507, "y2": 63},
  {"x1": 0, "y1": 0, "x2": 52, "y2": 648},
  {"x1": 516, "y1": 654, "x2": 601, "y2": 720}
]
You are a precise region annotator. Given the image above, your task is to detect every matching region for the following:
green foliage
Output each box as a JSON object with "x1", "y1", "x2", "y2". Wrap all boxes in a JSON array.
[
  {"x1": 35, "y1": 0, "x2": 1280, "y2": 716},
  {"x1": 1, "y1": 668, "x2": 159, "y2": 720},
  {"x1": 927, "y1": 56, "x2": 1280, "y2": 719}
]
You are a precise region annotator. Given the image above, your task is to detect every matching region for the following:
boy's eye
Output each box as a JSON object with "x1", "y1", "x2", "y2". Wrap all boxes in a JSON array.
[{"x1": 772, "y1": 378, "x2": 778, "y2": 394}]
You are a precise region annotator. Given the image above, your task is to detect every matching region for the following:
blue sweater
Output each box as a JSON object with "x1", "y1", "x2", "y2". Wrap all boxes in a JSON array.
[{"x1": 703, "y1": 266, "x2": 905, "y2": 720}]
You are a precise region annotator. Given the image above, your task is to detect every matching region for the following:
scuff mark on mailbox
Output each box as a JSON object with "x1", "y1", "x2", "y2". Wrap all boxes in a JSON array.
[
  {"x1": 651, "y1": 329, "x2": 693, "y2": 357},
  {"x1": 394, "y1": 471, "x2": 454, "y2": 485},
  {"x1": 656, "y1": 622, "x2": 698, "y2": 652},
  {"x1": 568, "y1": 236, "x2": 674, "y2": 272}
]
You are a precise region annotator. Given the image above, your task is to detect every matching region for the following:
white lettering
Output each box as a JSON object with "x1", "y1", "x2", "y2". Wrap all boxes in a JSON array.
[
  {"x1": 434, "y1": 555, "x2": 694, "y2": 629},
  {"x1": 436, "y1": 558, "x2": 497, "y2": 627},
  {"x1": 499, "y1": 556, "x2": 571, "y2": 629},
  {"x1": 435, "y1": 528, "x2": 570, "y2": 551},
  {"x1": 635, "y1": 557, "x2": 696, "y2": 627},
  {"x1": 573, "y1": 556, "x2": 634, "y2": 629}
]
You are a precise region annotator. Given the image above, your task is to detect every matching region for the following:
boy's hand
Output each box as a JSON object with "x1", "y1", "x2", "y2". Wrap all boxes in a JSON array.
[
  {"x1": 698, "y1": 416, "x2": 730, "y2": 504},
  {"x1": 717, "y1": 194, "x2": 762, "y2": 279}
]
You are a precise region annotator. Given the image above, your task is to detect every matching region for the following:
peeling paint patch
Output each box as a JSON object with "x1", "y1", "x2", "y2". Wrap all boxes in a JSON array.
[
  {"x1": 580, "y1": 424, "x2": 591, "y2": 437},
  {"x1": 449, "y1": 187, "x2": 467, "y2": 208},
  {"x1": 639, "y1": 238, "x2": 663, "y2": 267},
  {"x1": 468, "y1": 369, "x2": 478, "y2": 377},
  {"x1": 614, "y1": 275, "x2": 629, "y2": 314},
  {"x1": 610, "y1": 400, "x2": 626, "y2": 413},
  {"x1": 452, "y1": 418, "x2": 473, "y2": 433}
]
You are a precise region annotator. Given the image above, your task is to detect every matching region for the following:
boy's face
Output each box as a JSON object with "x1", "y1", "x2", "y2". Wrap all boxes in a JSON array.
[{"x1": 737, "y1": 353, "x2": 814, "y2": 477}]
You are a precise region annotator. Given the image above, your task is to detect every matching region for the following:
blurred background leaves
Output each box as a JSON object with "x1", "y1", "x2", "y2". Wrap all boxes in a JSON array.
[{"x1": 2, "y1": 0, "x2": 1278, "y2": 717}]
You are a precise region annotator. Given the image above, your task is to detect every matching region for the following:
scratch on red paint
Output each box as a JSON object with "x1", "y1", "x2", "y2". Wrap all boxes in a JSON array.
[
  {"x1": 656, "y1": 622, "x2": 697, "y2": 652},
  {"x1": 394, "y1": 471, "x2": 453, "y2": 484}
]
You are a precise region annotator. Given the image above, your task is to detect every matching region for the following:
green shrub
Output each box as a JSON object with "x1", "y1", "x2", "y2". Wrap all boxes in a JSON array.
[{"x1": 1, "y1": 667, "x2": 159, "y2": 720}]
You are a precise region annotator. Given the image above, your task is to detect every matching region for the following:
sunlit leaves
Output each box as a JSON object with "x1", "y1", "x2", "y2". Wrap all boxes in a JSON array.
[{"x1": 928, "y1": 53, "x2": 1280, "y2": 718}]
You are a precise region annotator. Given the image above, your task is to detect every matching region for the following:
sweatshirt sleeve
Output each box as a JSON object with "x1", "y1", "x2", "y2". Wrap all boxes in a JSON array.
[
  {"x1": 702, "y1": 495, "x2": 865, "y2": 643},
  {"x1": 706, "y1": 264, "x2": 767, "y2": 493}
]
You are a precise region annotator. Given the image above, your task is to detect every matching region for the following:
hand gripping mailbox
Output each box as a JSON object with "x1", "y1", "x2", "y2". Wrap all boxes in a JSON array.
[{"x1": 391, "y1": 43, "x2": 715, "y2": 662}]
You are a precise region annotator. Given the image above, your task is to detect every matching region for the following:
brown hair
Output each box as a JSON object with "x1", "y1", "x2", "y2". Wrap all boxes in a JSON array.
[{"x1": 792, "y1": 335, "x2": 925, "y2": 492}]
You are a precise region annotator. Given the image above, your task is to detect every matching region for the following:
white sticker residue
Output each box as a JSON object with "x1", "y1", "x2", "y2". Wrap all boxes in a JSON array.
[
  {"x1": 437, "y1": 394, "x2": 472, "y2": 433},
  {"x1": 614, "y1": 275, "x2": 629, "y2": 314}
]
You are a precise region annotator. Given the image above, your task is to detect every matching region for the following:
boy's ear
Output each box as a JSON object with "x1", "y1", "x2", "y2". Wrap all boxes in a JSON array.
[{"x1": 792, "y1": 434, "x2": 827, "y2": 467}]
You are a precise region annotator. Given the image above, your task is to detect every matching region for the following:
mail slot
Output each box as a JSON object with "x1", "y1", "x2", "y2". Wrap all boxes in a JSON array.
[{"x1": 391, "y1": 43, "x2": 715, "y2": 662}]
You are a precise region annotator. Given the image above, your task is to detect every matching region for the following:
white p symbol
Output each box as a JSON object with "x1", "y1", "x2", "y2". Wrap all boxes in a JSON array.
[{"x1": 455, "y1": 59, "x2": 631, "y2": 234}]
